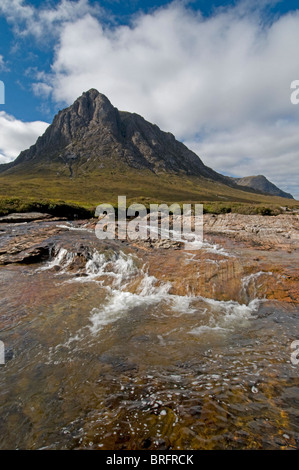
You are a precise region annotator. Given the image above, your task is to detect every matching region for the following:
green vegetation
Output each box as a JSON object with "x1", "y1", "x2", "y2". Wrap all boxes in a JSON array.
[
  {"x1": 201, "y1": 202, "x2": 294, "y2": 216},
  {"x1": 0, "y1": 197, "x2": 94, "y2": 219},
  {"x1": 0, "y1": 168, "x2": 298, "y2": 217}
]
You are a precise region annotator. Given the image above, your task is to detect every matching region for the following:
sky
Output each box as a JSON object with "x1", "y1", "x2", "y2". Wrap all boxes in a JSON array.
[{"x1": 0, "y1": 0, "x2": 299, "y2": 199}]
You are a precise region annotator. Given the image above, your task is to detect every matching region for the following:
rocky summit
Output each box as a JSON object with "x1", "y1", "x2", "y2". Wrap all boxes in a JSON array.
[
  {"x1": 0, "y1": 89, "x2": 296, "y2": 206},
  {"x1": 0, "y1": 89, "x2": 228, "y2": 182}
]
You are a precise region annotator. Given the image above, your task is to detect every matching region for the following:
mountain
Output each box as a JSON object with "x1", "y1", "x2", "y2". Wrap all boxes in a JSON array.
[
  {"x1": 0, "y1": 89, "x2": 228, "y2": 184},
  {"x1": 230, "y1": 175, "x2": 294, "y2": 200},
  {"x1": 0, "y1": 89, "x2": 296, "y2": 208}
]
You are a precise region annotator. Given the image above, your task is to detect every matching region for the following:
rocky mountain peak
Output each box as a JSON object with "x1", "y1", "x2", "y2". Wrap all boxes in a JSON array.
[
  {"x1": 1, "y1": 89, "x2": 292, "y2": 202},
  {"x1": 71, "y1": 89, "x2": 117, "y2": 126},
  {"x1": 2, "y1": 88, "x2": 229, "y2": 180},
  {"x1": 52, "y1": 89, "x2": 119, "y2": 138}
]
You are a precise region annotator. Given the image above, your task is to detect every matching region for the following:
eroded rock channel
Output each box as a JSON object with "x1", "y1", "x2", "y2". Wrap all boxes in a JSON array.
[{"x1": 0, "y1": 213, "x2": 298, "y2": 449}]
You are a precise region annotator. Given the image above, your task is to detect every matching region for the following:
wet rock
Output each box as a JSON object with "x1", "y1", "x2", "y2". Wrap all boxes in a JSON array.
[
  {"x1": 133, "y1": 237, "x2": 183, "y2": 250},
  {"x1": 0, "y1": 216, "x2": 298, "y2": 304},
  {"x1": 97, "y1": 354, "x2": 138, "y2": 373},
  {"x1": 189, "y1": 405, "x2": 203, "y2": 416},
  {"x1": 0, "y1": 242, "x2": 51, "y2": 264},
  {"x1": 0, "y1": 212, "x2": 53, "y2": 223},
  {"x1": 0, "y1": 224, "x2": 66, "y2": 265},
  {"x1": 203, "y1": 213, "x2": 299, "y2": 251}
]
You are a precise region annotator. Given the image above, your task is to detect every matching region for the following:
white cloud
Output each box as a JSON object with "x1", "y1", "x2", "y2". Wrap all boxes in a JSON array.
[
  {"x1": 0, "y1": 55, "x2": 9, "y2": 72},
  {"x1": 0, "y1": 0, "x2": 102, "y2": 39},
  {"x1": 35, "y1": 1, "x2": 299, "y2": 198},
  {"x1": 1, "y1": 1, "x2": 299, "y2": 198},
  {"x1": 185, "y1": 121, "x2": 299, "y2": 199},
  {"x1": 44, "y1": 3, "x2": 299, "y2": 134},
  {"x1": 32, "y1": 82, "x2": 52, "y2": 98},
  {"x1": 0, "y1": 112, "x2": 49, "y2": 164}
]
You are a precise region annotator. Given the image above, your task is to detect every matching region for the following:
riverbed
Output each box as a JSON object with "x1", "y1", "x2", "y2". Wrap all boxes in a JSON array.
[{"x1": 0, "y1": 218, "x2": 298, "y2": 449}]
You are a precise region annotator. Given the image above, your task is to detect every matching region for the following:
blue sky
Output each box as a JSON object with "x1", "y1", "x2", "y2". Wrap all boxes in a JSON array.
[{"x1": 0, "y1": 0, "x2": 299, "y2": 198}]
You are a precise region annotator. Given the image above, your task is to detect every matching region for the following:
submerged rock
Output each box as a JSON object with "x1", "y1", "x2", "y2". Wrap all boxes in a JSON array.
[{"x1": 0, "y1": 216, "x2": 298, "y2": 303}]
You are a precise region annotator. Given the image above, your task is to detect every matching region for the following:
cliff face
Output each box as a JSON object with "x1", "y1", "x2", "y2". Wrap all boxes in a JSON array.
[
  {"x1": 0, "y1": 89, "x2": 228, "y2": 183},
  {"x1": 0, "y1": 89, "x2": 294, "y2": 201},
  {"x1": 231, "y1": 175, "x2": 294, "y2": 199}
]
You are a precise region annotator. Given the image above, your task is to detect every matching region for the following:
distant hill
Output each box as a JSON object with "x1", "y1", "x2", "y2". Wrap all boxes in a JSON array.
[{"x1": 230, "y1": 175, "x2": 294, "y2": 200}]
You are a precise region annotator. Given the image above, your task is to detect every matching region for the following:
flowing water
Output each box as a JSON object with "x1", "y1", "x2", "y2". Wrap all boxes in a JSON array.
[{"x1": 0, "y1": 221, "x2": 298, "y2": 449}]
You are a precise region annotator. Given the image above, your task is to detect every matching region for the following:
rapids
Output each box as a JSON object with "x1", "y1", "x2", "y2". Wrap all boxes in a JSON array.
[{"x1": 0, "y1": 220, "x2": 298, "y2": 449}]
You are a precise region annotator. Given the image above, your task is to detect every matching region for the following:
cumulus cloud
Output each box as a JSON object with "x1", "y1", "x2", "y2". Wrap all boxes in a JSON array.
[
  {"x1": 185, "y1": 121, "x2": 299, "y2": 199},
  {"x1": 0, "y1": 0, "x2": 102, "y2": 39},
  {"x1": 1, "y1": 1, "x2": 299, "y2": 198},
  {"x1": 0, "y1": 112, "x2": 49, "y2": 164},
  {"x1": 42, "y1": 3, "x2": 299, "y2": 132},
  {"x1": 32, "y1": 1, "x2": 299, "y2": 198}
]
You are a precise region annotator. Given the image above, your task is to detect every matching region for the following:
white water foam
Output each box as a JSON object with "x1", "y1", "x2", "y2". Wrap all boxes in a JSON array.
[
  {"x1": 189, "y1": 325, "x2": 228, "y2": 336},
  {"x1": 89, "y1": 257, "x2": 172, "y2": 334},
  {"x1": 242, "y1": 271, "x2": 273, "y2": 298},
  {"x1": 60, "y1": 250, "x2": 139, "y2": 286},
  {"x1": 42, "y1": 247, "x2": 261, "y2": 348},
  {"x1": 242, "y1": 271, "x2": 273, "y2": 289},
  {"x1": 201, "y1": 297, "x2": 260, "y2": 319},
  {"x1": 56, "y1": 223, "x2": 93, "y2": 233},
  {"x1": 200, "y1": 240, "x2": 234, "y2": 257},
  {"x1": 89, "y1": 287, "x2": 168, "y2": 334},
  {"x1": 187, "y1": 297, "x2": 260, "y2": 337},
  {"x1": 170, "y1": 295, "x2": 197, "y2": 315},
  {"x1": 37, "y1": 248, "x2": 74, "y2": 272},
  {"x1": 88, "y1": 258, "x2": 260, "y2": 335}
]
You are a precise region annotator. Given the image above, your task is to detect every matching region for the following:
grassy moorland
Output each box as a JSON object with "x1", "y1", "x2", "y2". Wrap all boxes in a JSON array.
[{"x1": 0, "y1": 166, "x2": 297, "y2": 218}]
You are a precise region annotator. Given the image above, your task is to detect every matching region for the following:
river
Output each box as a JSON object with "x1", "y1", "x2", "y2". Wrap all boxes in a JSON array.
[{"x1": 0, "y1": 219, "x2": 298, "y2": 449}]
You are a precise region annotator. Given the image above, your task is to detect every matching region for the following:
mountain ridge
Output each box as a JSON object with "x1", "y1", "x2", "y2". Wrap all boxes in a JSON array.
[
  {"x1": 0, "y1": 89, "x2": 295, "y2": 202},
  {"x1": 0, "y1": 89, "x2": 229, "y2": 184},
  {"x1": 230, "y1": 175, "x2": 293, "y2": 200}
]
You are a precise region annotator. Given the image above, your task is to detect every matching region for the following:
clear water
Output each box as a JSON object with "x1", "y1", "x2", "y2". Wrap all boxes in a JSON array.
[{"x1": 0, "y1": 224, "x2": 298, "y2": 450}]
